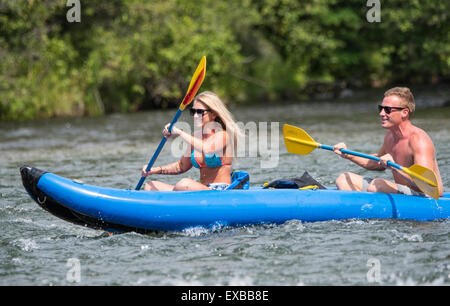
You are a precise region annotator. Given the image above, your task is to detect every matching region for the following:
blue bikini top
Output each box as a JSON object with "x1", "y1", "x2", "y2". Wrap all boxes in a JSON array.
[{"x1": 191, "y1": 150, "x2": 230, "y2": 168}]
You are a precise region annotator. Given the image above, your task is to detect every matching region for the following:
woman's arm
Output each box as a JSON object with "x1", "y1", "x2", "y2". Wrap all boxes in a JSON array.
[
  {"x1": 142, "y1": 148, "x2": 192, "y2": 176},
  {"x1": 166, "y1": 124, "x2": 228, "y2": 155},
  {"x1": 179, "y1": 130, "x2": 228, "y2": 155}
]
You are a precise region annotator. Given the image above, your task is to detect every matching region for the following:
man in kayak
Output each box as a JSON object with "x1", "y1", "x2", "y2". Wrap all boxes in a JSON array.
[
  {"x1": 141, "y1": 91, "x2": 243, "y2": 191},
  {"x1": 333, "y1": 87, "x2": 443, "y2": 197}
]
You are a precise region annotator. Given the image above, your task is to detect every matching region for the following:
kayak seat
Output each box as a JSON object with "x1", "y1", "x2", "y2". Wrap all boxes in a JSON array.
[{"x1": 226, "y1": 171, "x2": 250, "y2": 190}]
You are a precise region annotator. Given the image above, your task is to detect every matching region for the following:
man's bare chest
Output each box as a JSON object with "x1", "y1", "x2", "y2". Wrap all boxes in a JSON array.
[{"x1": 385, "y1": 139, "x2": 414, "y2": 166}]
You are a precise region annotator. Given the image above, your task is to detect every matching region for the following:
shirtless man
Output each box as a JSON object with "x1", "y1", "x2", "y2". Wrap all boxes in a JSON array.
[{"x1": 333, "y1": 87, "x2": 443, "y2": 197}]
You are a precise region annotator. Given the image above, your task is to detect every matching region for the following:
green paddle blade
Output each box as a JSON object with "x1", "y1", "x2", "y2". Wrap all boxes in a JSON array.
[
  {"x1": 283, "y1": 124, "x2": 319, "y2": 155},
  {"x1": 404, "y1": 164, "x2": 440, "y2": 199}
]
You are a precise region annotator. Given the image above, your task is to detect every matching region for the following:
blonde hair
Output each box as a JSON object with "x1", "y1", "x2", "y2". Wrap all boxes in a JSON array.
[
  {"x1": 194, "y1": 91, "x2": 243, "y2": 157},
  {"x1": 384, "y1": 87, "x2": 415, "y2": 115}
]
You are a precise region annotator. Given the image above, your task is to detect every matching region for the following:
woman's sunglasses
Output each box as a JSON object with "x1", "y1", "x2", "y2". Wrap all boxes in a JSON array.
[
  {"x1": 378, "y1": 105, "x2": 406, "y2": 114},
  {"x1": 190, "y1": 108, "x2": 210, "y2": 116}
]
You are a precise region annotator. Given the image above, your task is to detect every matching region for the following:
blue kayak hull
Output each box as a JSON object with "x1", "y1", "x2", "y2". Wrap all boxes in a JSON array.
[{"x1": 20, "y1": 166, "x2": 450, "y2": 232}]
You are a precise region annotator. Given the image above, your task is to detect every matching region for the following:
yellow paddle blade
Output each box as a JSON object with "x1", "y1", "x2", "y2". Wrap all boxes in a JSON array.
[
  {"x1": 283, "y1": 124, "x2": 320, "y2": 155},
  {"x1": 403, "y1": 164, "x2": 440, "y2": 199},
  {"x1": 179, "y1": 56, "x2": 206, "y2": 111}
]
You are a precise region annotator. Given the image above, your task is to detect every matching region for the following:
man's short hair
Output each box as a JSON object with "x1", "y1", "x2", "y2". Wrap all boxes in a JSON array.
[{"x1": 384, "y1": 87, "x2": 415, "y2": 115}]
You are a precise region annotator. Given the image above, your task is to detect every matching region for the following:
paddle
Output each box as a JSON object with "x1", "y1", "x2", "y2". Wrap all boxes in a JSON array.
[
  {"x1": 283, "y1": 124, "x2": 440, "y2": 199},
  {"x1": 135, "y1": 56, "x2": 206, "y2": 190}
]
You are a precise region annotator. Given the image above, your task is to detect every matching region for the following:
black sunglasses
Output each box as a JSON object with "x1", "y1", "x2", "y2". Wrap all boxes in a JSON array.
[
  {"x1": 190, "y1": 108, "x2": 210, "y2": 116},
  {"x1": 378, "y1": 105, "x2": 406, "y2": 114}
]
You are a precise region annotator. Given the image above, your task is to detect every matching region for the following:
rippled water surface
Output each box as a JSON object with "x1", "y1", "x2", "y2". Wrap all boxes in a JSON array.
[{"x1": 1, "y1": 91, "x2": 450, "y2": 285}]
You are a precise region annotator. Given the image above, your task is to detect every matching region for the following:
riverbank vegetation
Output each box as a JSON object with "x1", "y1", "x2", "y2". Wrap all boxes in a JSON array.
[{"x1": 1, "y1": 0, "x2": 449, "y2": 120}]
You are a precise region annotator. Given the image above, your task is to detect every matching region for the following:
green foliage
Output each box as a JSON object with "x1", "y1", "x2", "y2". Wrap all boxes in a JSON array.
[{"x1": 0, "y1": 0, "x2": 449, "y2": 120}]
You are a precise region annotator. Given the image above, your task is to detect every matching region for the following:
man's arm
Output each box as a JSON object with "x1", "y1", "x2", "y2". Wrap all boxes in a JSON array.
[
  {"x1": 333, "y1": 141, "x2": 386, "y2": 171},
  {"x1": 410, "y1": 132, "x2": 436, "y2": 171},
  {"x1": 387, "y1": 131, "x2": 441, "y2": 194},
  {"x1": 410, "y1": 132, "x2": 443, "y2": 196}
]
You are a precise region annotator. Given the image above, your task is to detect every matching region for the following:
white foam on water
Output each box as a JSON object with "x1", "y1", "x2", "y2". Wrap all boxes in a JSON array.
[
  {"x1": 227, "y1": 275, "x2": 254, "y2": 286},
  {"x1": 140, "y1": 244, "x2": 151, "y2": 251},
  {"x1": 14, "y1": 238, "x2": 39, "y2": 252},
  {"x1": 182, "y1": 226, "x2": 210, "y2": 237},
  {"x1": 390, "y1": 230, "x2": 424, "y2": 242},
  {"x1": 181, "y1": 222, "x2": 228, "y2": 237},
  {"x1": 394, "y1": 276, "x2": 446, "y2": 286}
]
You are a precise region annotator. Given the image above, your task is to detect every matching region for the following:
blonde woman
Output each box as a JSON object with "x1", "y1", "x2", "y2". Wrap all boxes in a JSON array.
[{"x1": 141, "y1": 91, "x2": 242, "y2": 191}]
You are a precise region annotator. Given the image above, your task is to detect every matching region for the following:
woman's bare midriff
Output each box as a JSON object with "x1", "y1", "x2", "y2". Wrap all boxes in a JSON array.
[{"x1": 199, "y1": 164, "x2": 232, "y2": 185}]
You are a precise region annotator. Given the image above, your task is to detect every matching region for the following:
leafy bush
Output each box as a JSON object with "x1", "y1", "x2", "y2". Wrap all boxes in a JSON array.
[{"x1": 0, "y1": 0, "x2": 448, "y2": 120}]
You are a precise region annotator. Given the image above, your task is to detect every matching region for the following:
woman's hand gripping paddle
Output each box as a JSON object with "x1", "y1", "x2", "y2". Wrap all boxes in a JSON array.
[
  {"x1": 135, "y1": 56, "x2": 206, "y2": 190},
  {"x1": 283, "y1": 124, "x2": 440, "y2": 199}
]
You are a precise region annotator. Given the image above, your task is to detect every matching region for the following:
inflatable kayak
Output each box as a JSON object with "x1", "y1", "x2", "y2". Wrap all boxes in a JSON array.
[{"x1": 20, "y1": 165, "x2": 450, "y2": 233}]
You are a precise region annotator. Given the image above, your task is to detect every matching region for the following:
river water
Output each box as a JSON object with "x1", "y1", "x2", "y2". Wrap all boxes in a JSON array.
[{"x1": 1, "y1": 89, "x2": 449, "y2": 286}]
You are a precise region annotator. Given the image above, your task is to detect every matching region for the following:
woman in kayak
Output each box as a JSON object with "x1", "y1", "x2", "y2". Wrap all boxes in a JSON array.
[{"x1": 141, "y1": 91, "x2": 242, "y2": 191}]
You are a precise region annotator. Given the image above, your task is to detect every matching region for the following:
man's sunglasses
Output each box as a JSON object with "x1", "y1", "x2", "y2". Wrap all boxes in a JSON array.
[
  {"x1": 378, "y1": 105, "x2": 406, "y2": 114},
  {"x1": 190, "y1": 108, "x2": 210, "y2": 116}
]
